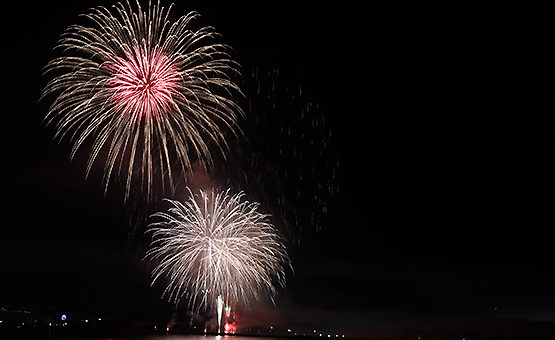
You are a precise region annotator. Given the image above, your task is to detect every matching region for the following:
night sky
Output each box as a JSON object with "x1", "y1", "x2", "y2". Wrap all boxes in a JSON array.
[{"x1": 3, "y1": 1, "x2": 555, "y2": 339}]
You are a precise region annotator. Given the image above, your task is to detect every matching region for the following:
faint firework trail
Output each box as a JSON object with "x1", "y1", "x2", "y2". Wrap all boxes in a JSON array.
[
  {"x1": 145, "y1": 188, "x2": 290, "y2": 311},
  {"x1": 214, "y1": 48, "x2": 339, "y2": 244},
  {"x1": 41, "y1": 1, "x2": 243, "y2": 202}
]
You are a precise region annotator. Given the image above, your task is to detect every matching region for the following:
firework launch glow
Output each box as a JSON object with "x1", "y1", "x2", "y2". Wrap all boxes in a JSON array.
[
  {"x1": 145, "y1": 189, "x2": 290, "y2": 311},
  {"x1": 41, "y1": 1, "x2": 243, "y2": 201}
]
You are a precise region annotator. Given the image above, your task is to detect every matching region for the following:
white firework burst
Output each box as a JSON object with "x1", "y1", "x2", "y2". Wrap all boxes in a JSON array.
[{"x1": 145, "y1": 189, "x2": 290, "y2": 310}]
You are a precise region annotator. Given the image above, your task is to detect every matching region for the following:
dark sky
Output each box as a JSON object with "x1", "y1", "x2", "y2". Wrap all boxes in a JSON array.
[{"x1": 2, "y1": 1, "x2": 555, "y2": 339}]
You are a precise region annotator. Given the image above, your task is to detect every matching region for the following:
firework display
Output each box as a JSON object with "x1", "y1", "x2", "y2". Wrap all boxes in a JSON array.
[
  {"x1": 38, "y1": 0, "x2": 343, "y2": 324},
  {"x1": 145, "y1": 189, "x2": 290, "y2": 311},
  {"x1": 41, "y1": 1, "x2": 243, "y2": 201}
]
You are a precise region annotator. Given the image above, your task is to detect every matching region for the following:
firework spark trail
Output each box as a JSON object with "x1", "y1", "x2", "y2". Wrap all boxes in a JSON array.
[
  {"x1": 105, "y1": 46, "x2": 182, "y2": 121},
  {"x1": 145, "y1": 189, "x2": 290, "y2": 311},
  {"x1": 41, "y1": 0, "x2": 243, "y2": 201}
]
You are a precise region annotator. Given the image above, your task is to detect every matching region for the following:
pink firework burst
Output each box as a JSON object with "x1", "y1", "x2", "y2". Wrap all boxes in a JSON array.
[
  {"x1": 106, "y1": 46, "x2": 182, "y2": 122},
  {"x1": 41, "y1": 1, "x2": 243, "y2": 201}
]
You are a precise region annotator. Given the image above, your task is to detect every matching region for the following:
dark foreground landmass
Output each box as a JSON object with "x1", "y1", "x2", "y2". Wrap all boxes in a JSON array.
[{"x1": 2, "y1": 314, "x2": 555, "y2": 339}]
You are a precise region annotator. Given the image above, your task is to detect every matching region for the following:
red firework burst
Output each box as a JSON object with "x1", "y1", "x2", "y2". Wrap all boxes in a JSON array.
[{"x1": 106, "y1": 46, "x2": 182, "y2": 122}]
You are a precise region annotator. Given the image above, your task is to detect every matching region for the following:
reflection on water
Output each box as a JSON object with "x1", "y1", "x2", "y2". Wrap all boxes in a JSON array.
[
  {"x1": 142, "y1": 335, "x2": 288, "y2": 340},
  {"x1": 0, "y1": 329, "x2": 291, "y2": 340}
]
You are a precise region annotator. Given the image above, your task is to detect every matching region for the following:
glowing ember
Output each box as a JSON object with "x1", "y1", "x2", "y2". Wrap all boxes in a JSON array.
[{"x1": 224, "y1": 321, "x2": 236, "y2": 334}]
